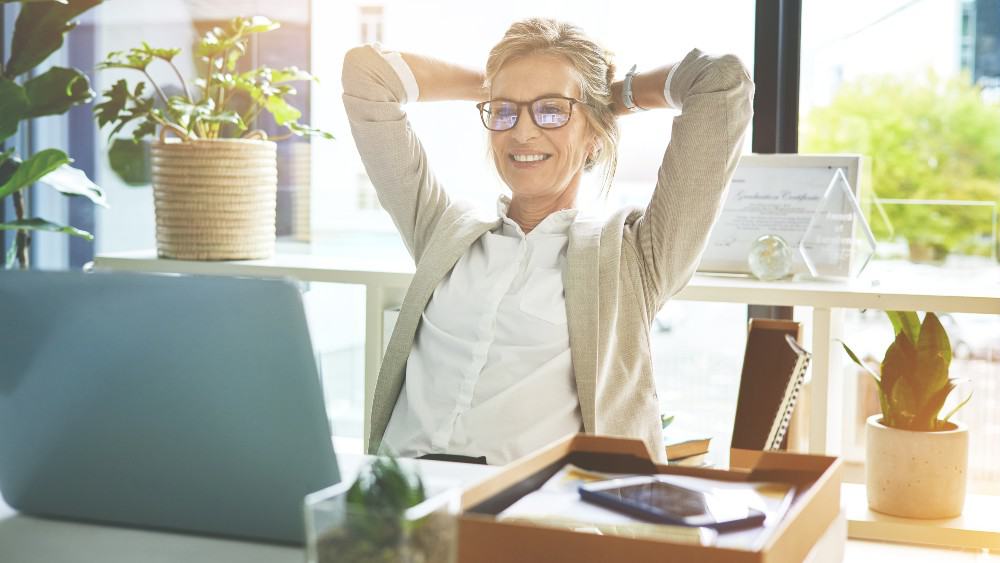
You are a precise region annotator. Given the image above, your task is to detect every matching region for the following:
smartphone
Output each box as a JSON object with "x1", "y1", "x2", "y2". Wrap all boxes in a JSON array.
[{"x1": 578, "y1": 476, "x2": 767, "y2": 530}]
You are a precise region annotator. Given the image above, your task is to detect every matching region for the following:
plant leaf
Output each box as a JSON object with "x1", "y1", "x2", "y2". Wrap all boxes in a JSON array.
[
  {"x1": 0, "y1": 148, "x2": 70, "y2": 199},
  {"x1": 886, "y1": 311, "x2": 920, "y2": 346},
  {"x1": 660, "y1": 414, "x2": 674, "y2": 430},
  {"x1": 244, "y1": 15, "x2": 279, "y2": 34},
  {"x1": 93, "y1": 79, "x2": 130, "y2": 129},
  {"x1": 269, "y1": 66, "x2": 315, "y2": 83},
  {"x1": 142, "y1": 42, "x2": 181, "y2": 62},
  {"x1": 916, "y1": 377, "x2": 959, "y2": 430},
  {"x1": 200, "y1": 110, "x2": 246, "y2": 130},
  {"x1": 0, "y1": 217, "x2": 93, "y2": 240},
  {"x1": 132, "y1": 118, "x2": 157, "y2": 143},
  {"x1": 942, "y1": 389, "x2": 973, "y2": 425},
  {"x1": 24, "y1": 66, "x2": 94, "y2": 117},
  {"x1": 0, "y1": 77, "x2": 30, "y2": 141},
  {"x1": 37, "y1": 164, "x2": 107, "y2": 207},
  {"x1": 287, "y1": 121, "x2": 335, "y2": 140},
  {"x1": 888, "y1": 377, "x2": 919, "y2": 429},
  {"x1": 6, "y1": 0, "x2": 103, "y2": 78},
  {"x1": 840, "y1": 340, "x2": 880, "y2": 383},
  {"x1": 915, "y1": 312, "x2": 951, "y2": 402},
  {"x1": 881, "y1": 329, "x2": 916, "y2": 405},
  {"x1": 108, "y1": 137, "x2": 150, "y2": 186},
  {"x1": 263, "y1": 95, "x2": 301, "y2": 125}
]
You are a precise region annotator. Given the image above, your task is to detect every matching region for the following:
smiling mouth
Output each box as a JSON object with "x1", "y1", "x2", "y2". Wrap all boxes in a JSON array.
[{"x1": 509, "y1": 153, "x2": 551, "y2": 163}]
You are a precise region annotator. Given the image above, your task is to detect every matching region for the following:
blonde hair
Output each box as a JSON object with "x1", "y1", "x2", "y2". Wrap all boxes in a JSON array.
[{"x1": 484, "y1": 18, "x2": 619, "y2": 196}]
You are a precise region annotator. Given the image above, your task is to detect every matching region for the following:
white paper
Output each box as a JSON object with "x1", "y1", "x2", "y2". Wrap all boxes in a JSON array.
[
  {"x1": 496, "y1": 465, "x2": 796, "y2": 550},
  {"x1": 700, "y1": 166, "x2": 848, "y2": 274}
]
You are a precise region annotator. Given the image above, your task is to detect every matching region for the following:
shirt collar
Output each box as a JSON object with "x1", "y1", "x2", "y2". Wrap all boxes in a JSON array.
[{"x1": 496, "y1": 194, "x2": 579, "y2": 236}]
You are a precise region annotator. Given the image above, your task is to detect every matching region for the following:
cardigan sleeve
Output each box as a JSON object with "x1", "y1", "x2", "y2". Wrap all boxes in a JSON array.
[
  {"x1": 630, "y1": 48, "x2": 754, "y2": 311},
  {"x1": 341, "y1": 44, "x2": 452, "y2": 264}
]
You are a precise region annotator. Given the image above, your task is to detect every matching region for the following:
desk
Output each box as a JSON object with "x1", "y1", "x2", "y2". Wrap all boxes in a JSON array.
[
  {"x1": 91, "y1": 250, "x2": 1000, "y2": 458},
  {"x1": 1, "y1": 454, "x2": 993, "y2": 562}
]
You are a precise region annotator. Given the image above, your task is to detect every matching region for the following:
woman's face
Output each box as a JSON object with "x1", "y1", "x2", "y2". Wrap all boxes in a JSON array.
[{"x1": 489, "y1": 54, "x2": 596, "y2": 201}]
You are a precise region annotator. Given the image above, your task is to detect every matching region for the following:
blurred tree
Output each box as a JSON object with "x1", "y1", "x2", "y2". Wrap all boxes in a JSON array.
[{"x1": 802, "y1": 71, "x2": 1000, "y2": 261}]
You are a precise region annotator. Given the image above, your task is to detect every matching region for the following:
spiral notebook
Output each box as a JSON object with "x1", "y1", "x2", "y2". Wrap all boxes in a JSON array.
[{"x1": 730, "y1": 319, "x2": 811, "y2": 452}]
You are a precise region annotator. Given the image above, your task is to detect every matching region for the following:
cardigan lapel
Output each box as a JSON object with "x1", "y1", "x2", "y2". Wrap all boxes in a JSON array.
[
  {"x1": 565, "y1": 219, "x2": 602, "y2": 434},
  {"x1": 368, "y1": 210, "x2": 498, "y2": 452}
]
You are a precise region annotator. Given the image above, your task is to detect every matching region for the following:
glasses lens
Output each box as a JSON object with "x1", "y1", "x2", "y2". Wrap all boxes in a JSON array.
[
  {"x1": 483, "y1": 101, "x2": 518, "y2": 131},
  {"x1": 531, "y1": 98, "x2": 572, "y2": 128}
]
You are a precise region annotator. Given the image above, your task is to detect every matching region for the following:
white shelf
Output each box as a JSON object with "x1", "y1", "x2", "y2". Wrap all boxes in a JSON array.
[
  {"x1": 844, "y1": 483, "x2": 1000, "y2": 550},
  {"x1": 92, "y1": 250, "x2": 1000, "y2": 314}
]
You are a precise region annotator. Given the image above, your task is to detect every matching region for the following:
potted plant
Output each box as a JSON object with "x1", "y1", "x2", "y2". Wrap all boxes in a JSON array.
[
  {"x1": 93, "y1": 15, "x2": 331, "y2": 261},
  {"x1": 842, "y1": 311, "x2": 973, "y2": 518},
  {"x1": 305, "y1": 456, "x2": 459, "y2": 563},
  {"x1": 1, "y1": 0, "x2": 107, "y2": 269}
]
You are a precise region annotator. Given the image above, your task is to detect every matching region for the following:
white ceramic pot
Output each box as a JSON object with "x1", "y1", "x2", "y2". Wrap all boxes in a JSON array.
[{"x1": 865, "y1": 414, "x2": 968, "y2": 519}]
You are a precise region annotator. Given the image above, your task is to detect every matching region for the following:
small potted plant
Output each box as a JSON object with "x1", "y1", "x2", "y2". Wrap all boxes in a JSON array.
[
  {"x1": 305, "y1": 456, "x2": 459, "y2": 563},
  {"x1": 842, "y1": 311, "x2": 973, "y2": 518},
  {"x1": 94, "y1": 15, "x2": 331, "y2": 261}
]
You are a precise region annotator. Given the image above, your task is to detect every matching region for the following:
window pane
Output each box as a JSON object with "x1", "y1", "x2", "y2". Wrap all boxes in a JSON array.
[{"x1": 801, "y1": 1, "x2": 1000, "y2": 493}]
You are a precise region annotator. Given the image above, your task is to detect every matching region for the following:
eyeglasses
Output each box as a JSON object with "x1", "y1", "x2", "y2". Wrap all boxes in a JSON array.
[{"x1": 476, "y1": 96, "x2": 583, "y2": 131}]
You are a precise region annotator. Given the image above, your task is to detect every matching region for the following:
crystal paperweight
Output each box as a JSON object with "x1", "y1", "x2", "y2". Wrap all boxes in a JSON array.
[
  {"x1": 798, "y1": 168, "x2": 876, "y2": 278},
  {"x1": 748, "y1": 234, "x2": 794, "y2": 281}
]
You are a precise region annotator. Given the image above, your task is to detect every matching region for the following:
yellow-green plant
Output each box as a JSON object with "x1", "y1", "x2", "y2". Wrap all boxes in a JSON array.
[
  {"x1": 842, "y1": 311, "x2": 972, "y2": 431},
  {"x1": 94, "y1": 15, "x2": 332, "y2": 143}
]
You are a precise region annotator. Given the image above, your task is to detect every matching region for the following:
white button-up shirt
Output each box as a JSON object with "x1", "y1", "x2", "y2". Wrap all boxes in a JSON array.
[{"x1": 381, "y1": 196, "x2": 583, "y2": 464}]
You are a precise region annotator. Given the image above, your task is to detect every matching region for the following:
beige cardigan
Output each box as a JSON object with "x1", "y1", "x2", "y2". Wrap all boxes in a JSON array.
[{"x1": 342, "y1": 44, "x2": 753, "y2": 463}]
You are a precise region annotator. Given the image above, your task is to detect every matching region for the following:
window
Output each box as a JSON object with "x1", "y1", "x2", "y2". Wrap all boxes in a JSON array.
[{"x1": 799, "y1": 0, "x2": 1000, "y2": 493}]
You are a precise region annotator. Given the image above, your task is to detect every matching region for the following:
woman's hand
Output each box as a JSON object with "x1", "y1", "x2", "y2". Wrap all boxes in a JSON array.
[
  {"x1": 609, "y1": 63, "x2": 678, "y2": 116},
  {"x1": 400, "y1": 52, "x2": 488, "y2": 102}
]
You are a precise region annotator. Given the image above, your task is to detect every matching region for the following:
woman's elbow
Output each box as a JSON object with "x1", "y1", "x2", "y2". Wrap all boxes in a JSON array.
[
  {"x1": 713, "y1": 54, "x2": 754, "y2": 95},
  {"x1": 341, "y1": 44, "x2": 378, "y2": 95}
]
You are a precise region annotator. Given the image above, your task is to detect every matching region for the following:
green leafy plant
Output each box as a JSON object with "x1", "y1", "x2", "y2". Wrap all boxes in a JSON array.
[
  {"x1": 842, "y1": 311, "x2": 972, "y2": 431},
  {"x1": 94, "y1": 15, "x2": 332, "y2": 144},
  {"x1": 0, "y1": 0, "x2": 107, "y2": 269},
  {"x1": 315, "y1": 456, "x2": 454, "y2": 563}
]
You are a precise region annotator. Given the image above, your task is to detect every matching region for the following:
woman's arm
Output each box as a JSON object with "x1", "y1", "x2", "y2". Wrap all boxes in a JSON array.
[
  {"x1": 400, "y1": 52, "x2": 488, "y2": 102},
  {"x1": 625, "y1": 50, "x2": 755, "y2": 311},
  {"x1": 342, "y1": 45, "x2": 483, "y2": 264},
  {"x1": 608, "y1": 63, "x2": 677, "y2": 115}
]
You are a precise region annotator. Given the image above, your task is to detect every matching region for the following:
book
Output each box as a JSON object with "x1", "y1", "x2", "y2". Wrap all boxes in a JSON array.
[
  {"x1": 731, "y1": 319, "x2": 810, "y2": 451},
  {"x1": 664, "y1": 436, "x2": 712, "y2": 461}
]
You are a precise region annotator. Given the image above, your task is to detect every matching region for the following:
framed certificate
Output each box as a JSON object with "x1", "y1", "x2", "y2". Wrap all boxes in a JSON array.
[{"x1": 698, "y1": 154, "x2": 867, "y2": 277}]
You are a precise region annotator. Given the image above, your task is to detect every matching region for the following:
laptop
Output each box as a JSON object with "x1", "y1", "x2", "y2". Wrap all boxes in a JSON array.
[{"x1": 0, "y1": 270, "x2": 340, "y2": 545}]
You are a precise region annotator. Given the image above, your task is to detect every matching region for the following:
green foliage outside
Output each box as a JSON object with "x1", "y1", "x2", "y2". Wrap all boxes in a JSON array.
[{"x1": 801, "y1": 71, "x2": 1000, "y2": 261}]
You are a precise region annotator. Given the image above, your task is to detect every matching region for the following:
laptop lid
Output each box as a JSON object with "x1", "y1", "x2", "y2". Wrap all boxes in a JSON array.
[{"x1": 0, "y1": 271, "x2": 340, "y2": 544}]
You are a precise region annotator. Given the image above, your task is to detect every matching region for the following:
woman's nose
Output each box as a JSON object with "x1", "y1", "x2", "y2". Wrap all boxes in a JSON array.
[{"x1": 511, "y1": 106, "x2": 540, "y2": 142}]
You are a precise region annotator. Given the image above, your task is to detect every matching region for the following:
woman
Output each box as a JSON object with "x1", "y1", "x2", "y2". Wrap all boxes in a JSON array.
[{"x1": 342, "y1": 18, "x2": 753, "y2": 465}]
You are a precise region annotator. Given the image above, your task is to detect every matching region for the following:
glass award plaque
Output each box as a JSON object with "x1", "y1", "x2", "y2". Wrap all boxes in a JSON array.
[{"x1": 798, "y1": 168, "x2": 876, "y2": 278}]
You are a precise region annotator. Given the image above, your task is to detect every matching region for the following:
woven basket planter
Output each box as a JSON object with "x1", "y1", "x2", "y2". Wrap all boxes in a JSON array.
[{"x1": 151, "y1": 138, "x2": 277, "y2": 260}]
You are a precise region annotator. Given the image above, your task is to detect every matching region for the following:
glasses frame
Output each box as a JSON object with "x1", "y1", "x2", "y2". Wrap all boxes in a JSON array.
[{"x1": 476, "y1": 95, "x2": 584, "y2": 132}]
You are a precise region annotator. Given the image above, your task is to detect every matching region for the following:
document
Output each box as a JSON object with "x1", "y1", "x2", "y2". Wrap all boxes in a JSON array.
[
  {"x1": 700, "y1": 165, "x2": 848, "y2": 274},
  {"x1": 497, "y1": 464, "x2": 796, "y2": 550}
]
